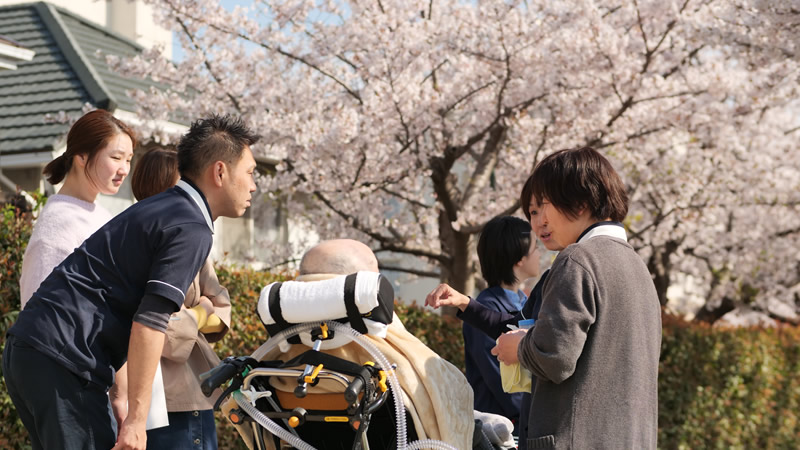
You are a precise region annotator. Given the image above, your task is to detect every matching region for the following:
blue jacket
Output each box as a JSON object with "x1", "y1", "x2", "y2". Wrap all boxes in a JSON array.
[
  {"x1": 463, "y1": 286, "x2": 526, "y2": 429},
  {"x1": 459, "y1": 271, "x2": 548, "y2": 449}
]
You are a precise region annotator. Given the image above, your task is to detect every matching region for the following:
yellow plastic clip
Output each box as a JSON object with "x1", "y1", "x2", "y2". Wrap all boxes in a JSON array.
[
  {"x1": 320, "y1": 323, "x2": 329, "y2": 339},
  {"x1": 363, "y1": 361, "x2": 375, "y2": 367},
  {"x1": 304, "y1": 364, "x2": 324, "y2": 384},
  {"x1": 324, "y1": 416, "x2": 349, "y2": 422},
  {"x1": 378, "y1": 370, "x2": 388, "y2": 393}
]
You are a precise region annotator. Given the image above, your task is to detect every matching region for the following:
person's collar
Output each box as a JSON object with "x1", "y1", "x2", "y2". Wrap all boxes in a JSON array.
[
  {"x1": 176, "y1": 178, "x2": 214, "y2": 233},
  {"x1": 577, "y1": 221, "x2": 627, "y2": 243}
]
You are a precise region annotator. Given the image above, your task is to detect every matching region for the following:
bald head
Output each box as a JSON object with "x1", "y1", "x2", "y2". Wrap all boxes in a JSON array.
[{"x1": 299, "y1": 239, "x2": 379, "y2": 275}]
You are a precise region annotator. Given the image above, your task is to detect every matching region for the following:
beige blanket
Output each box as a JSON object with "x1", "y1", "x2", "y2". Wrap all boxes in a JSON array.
[{"x1": 223, "y1": 314, "x2": 474, "y2": 449}]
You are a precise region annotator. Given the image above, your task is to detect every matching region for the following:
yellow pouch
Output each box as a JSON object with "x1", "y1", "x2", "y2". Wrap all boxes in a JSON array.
[
  {"x1": 190, "y1": 305, "x2": 208, "y2": 329},
  {"x1": 500, "y1": 362, "x2": 532, "y2": 393},
  {"x1": 200, "y1": 313, "x2": 225, "y2": 334}
]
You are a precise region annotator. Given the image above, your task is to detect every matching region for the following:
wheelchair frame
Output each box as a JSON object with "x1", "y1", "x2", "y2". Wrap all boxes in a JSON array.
[{"x1": 201, "y1": 322, "x2": 394, "y2": 450}]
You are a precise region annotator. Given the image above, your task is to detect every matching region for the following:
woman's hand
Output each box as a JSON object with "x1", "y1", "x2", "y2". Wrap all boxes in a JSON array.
[
  {"x1": 491, "y1": 329, "x2": 527, "y2": 365},
  {"x1": 197, "y1": 296, "x2": 215, "y2": 316},
  {"x1": 425, "y1": 283, "x2": 471, "y2": 312},
  {"x1": 189, "y1": 297, "x2": 215, "y2": 329}
]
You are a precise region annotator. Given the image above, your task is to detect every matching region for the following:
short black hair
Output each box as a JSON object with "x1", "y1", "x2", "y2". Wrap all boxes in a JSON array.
[
  {"x1": 177, "y1": 114, "x2": 260, "y2": 181},
  {"x1": 520, "y1": 146, "x2": 628, "y2": 222},
  {"x1": 477, "y1": 215, "x2": 532, "y2": 287}
]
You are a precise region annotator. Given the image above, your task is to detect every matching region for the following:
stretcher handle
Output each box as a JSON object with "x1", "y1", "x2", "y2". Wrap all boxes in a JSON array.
[
  {"x1": 200, "y1": 356, "x2": 254, "y2": 397},
  {"x1": 344, "y1": 376, "x2": 364, "y2": 404}
]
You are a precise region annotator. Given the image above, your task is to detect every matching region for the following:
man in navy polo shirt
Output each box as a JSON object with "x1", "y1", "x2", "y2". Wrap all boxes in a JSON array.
[{"x1": 4, "y1": 114, "x2": 259, "y2": 450}]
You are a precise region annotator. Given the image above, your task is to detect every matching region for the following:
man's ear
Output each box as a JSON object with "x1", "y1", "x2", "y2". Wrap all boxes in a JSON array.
[{"x1": 212, "y1": 161, "x2": 226, "y2": 187}]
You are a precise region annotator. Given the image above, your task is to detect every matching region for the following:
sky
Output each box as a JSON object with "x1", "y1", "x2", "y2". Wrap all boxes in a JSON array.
[
  {"x1": 170, "y1": 0, "x2": 343, "y2": 62},
  {"x1": 171, "y1": 0, "x2": 255, "y2": 62}
]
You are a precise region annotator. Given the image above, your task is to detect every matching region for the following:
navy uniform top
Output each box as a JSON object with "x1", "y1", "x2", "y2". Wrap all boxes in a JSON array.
[
  {"x1": 458, "y1": 270, "x2": 548, "y2": 447},
  {"x1": 459, "y1": 270, "x2": 548, "y2": 341},
  {"x1": 10, "y1": 180, "x2": 214, "y2": 389},
  {"x1": 463, "y1": 286, "x2": 526, "y2": 427}
]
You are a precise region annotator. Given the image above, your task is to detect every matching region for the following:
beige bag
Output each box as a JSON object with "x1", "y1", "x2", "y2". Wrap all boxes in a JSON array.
[{"x1": 500, "y1": 361, "x2": 532, "y2": 393}]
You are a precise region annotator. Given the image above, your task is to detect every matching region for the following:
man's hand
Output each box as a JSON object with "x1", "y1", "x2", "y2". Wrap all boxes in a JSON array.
[
  {"x1": 112, "y1": 417, "x2": 147, "y2": 450},
  {"x1": 491, "y1": 329, "x2": 527, "y2": 365},
  {"x1": 424, "y1": 283, "x2": 470, "y2": 312},
  {"x1": 109, "y1": 364, "x2": 128, "y2": 431},
  {"x1": 111, "y1": 321, "x2": 165, "y2": 450}
]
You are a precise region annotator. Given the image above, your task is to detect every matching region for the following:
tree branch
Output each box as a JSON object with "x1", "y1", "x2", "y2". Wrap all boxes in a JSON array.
[
  {"x1": 168, "y1": 1, "x2": 363, "y2": 105},
  {"x1": 460, "y1": 124, "x2": 506, "y2": 208},
  {"x1": 633, "y1": 89, "x2": 708, "y2": 105},
  {"x1": 259, "y1": 257, "x2": 301, "y2": 271},
  {"x1": 173, "y1": 15, "x2": 242, "y2": 112},
  {"x1": 379, "y1": 187, "x2": 432, "y2": 209},
  {"x1": 440, "y1": 80, "x2": 497, "y2": 117},
  {"x1": 377, "y1": 264, "x2": 440, "y2": 278},
  {"x1": 311, "y1": 187, "x2": 447, "y2": 263},
  {"x1": 458, "y1": 199, "x2": 521, "y2": 235},
  {"x1": 496, "y1": 41, "x2": 512, "y2": 116}
]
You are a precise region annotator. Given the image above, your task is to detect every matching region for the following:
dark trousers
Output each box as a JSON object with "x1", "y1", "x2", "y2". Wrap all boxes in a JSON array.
[
  {"x1": 519, "y1": 392, "x2": 531, "y2": 449},
  {"x1": 3, "y1": 334, "x2": 117, "y2": 450},
  {"x1": 146, "y1": 409, "x2": 217, "y2": 450}
]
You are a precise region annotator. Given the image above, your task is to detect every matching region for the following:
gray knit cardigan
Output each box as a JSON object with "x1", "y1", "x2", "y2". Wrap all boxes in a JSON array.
[{"x1": 518, "y1": 235, "x2": 661, "y2": 449}]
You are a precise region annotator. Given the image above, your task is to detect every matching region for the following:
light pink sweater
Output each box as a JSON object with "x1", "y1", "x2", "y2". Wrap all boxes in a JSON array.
[{"x1": 19, "y1": 194, "x2": 112, "y2": 307}]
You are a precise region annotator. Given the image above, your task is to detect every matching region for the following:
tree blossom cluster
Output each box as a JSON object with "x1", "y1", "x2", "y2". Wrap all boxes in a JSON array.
[{"x1": 111, "y1": 0, "x2": 800, "y2": 321}]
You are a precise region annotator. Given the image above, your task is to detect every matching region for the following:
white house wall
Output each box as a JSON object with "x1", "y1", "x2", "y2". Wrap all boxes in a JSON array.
[{"x1": 0, "y1": 0, "x2": 171, "y2": 58}]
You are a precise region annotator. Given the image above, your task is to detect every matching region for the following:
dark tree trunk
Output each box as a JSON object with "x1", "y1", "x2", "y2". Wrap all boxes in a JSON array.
[
  {"x1": 694, "y1": 297, "x2": 736, "y2": 324},
  {"x1": 437, "y1": 210, "x2": 475, "y2": 316},
  {"x1": 647, "y1": 240, "x2": 679, "y2": 307}
]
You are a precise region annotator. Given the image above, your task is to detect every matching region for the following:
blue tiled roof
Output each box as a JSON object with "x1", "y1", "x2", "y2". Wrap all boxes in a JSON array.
[{"x1": 0, "y1": 2, "x2": 161, "y2": 155}]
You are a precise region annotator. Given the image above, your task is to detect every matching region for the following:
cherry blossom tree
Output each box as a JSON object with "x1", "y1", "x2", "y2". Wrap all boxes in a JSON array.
[{"x1": 111, "y1": 0, "x2": 800, "y2": 321}]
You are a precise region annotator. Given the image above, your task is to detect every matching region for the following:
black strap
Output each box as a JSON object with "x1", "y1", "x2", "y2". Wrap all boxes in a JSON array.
[
  {"x1": 268, "y1": 283, "x2": 291, "y2": 330},
  {"x1": 281, "y1": 350, "x2": 371, "y2": 382},
  {"x1": 343, "y1": 273, "x2": 368, "y2": 334}
]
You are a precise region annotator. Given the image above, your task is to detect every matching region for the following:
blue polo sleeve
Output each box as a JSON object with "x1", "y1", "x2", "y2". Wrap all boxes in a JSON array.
[{"x1": 144, "y1": 222, "x2": 213, "y2": 309}]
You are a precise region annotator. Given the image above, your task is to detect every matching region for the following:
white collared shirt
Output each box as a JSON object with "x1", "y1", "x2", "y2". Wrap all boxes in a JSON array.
[
  {"x1": 176, "y1": 180, "x2": 214, "y2": 233},
  {"x1": 578, "y1": 223, "x2": 628, "y2": 243}
]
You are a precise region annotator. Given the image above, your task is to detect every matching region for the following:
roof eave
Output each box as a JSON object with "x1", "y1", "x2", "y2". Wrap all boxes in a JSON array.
[{"x1": 34, "y1": 2, "x2": 116, "y2": 111}]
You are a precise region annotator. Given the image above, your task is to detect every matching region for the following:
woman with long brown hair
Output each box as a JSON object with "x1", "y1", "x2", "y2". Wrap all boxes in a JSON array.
[{"x1": 19, "y1": 109, "x2": 135, "y2": 307}]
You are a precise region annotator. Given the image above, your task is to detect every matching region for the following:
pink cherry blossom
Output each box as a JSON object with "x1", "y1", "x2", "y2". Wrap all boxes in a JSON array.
[{"x1": 110, "y1": 0, "x2": 800, "y2": 321}]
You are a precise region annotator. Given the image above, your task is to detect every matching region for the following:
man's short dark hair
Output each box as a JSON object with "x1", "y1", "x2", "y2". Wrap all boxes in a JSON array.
[
  {"x1": 177, "y1": 114, "x2": 260, "y2": 181},
  {"x1": 520, "y1": 146, "x2": 629, "y2": 222},
  {"x1": 477, "y1": 215, "x2": 532, "y2": 287}
]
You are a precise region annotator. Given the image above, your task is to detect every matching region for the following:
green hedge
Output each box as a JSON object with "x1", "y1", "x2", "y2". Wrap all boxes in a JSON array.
[
  {"x1": 209, "y1": 270, "x2": 800, "y2": 449},
  {"x1": 1, "y1": 207, "x2": 799, "y2": 448},
  {"x1": 0, "y1": 197, "x2": 43, "y2": 450},
  {"x1": 658, "y1": 314, "x2": 800, "y2": 448},
  {"x1": 212, "y1": 264, "x2": 288, "y2": 450}
]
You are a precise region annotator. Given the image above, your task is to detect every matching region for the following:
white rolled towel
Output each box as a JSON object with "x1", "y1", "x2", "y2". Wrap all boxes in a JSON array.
[{"x1": 257, "y1": 271, "x2": 388, "y2": 350}]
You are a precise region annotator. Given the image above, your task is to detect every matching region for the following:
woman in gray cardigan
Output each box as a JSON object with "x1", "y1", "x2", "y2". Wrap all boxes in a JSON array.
[{"x1": 429, "y1": 147, "x2": 661, "y2": 449}]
